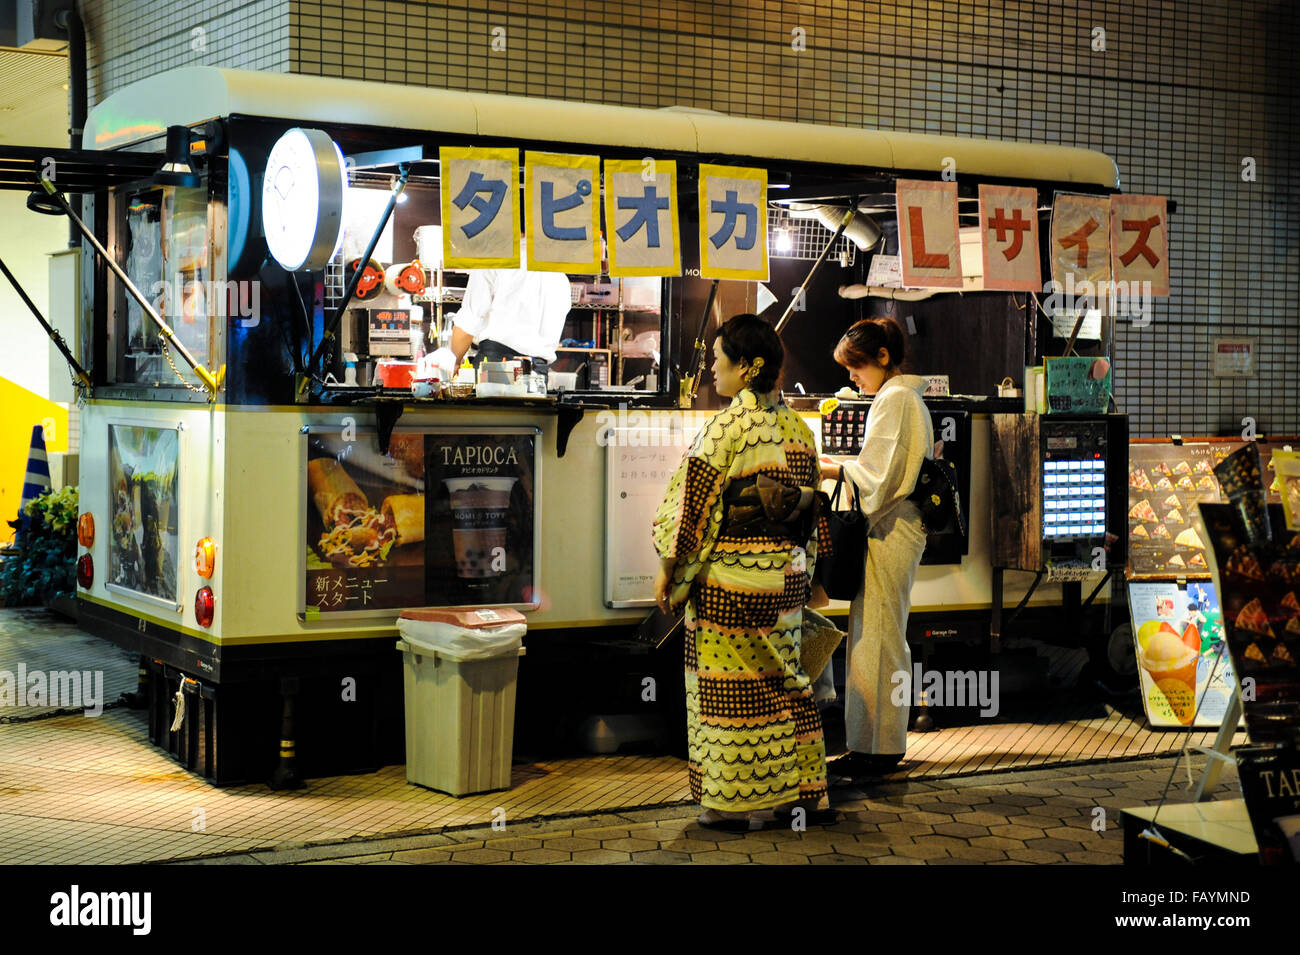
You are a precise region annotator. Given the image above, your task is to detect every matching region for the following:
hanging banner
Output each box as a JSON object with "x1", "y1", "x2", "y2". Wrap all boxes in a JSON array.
[
  {"x1": 1110, "y1": 194, "x2": 1169, "y2": 298},
  {"x1": 1050, "y1": 192, "x2": 1111, "y2": 291},
  {"x1": 439, "y1": 146, "x2": 520, "y2": 269},
  {"x1": 605, "y1": 158, "x2": 681, "y2": 277},
  {"x1": 978, "y1": 184, "x2": 1041, "y2": 292},
  {"x1": 524, "y1": 151, "x2": 601, "y2": 273},
  {"x1": 896, "y1": 179, "x2": 962, "y2": 289},
  {"x1": 698, "y1": 163, "x2": 768, "y2": 281}
]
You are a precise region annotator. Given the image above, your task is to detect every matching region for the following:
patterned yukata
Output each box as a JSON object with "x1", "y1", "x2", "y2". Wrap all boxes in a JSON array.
[{"x1": 653, "y1": 388, "x2": 830, "y2": 812}]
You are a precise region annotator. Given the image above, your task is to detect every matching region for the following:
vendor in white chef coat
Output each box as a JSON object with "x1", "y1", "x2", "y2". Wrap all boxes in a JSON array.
[
  {"x1": 818, "y1": 316, "x2": 934, "y2": 779},
  {"x1": 426, "y1": 265, "x2": 572, "y2": 377}
]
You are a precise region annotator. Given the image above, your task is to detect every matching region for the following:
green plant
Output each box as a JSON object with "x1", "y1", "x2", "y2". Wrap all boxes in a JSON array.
[{"x1": 1, "y1": 486, "x2": 79, "y2": 607}]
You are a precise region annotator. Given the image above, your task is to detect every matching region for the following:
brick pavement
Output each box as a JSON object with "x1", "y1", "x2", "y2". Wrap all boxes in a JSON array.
[{"x1": 176, "y1": 755, "x2": 1243, "y2": 865}]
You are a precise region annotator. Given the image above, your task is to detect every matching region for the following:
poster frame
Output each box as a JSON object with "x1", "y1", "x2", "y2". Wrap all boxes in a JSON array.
[{"x1": 298, "y1": 424, "x2": 542, "y2": 621}]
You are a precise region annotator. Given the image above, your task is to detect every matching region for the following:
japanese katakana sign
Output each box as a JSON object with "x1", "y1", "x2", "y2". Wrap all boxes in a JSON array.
[
  {"x1": 439, "y1": 146, "x2": 520, "y2": 269},
  {"x1": 1050, "y1": 192, "x2": 1111, "y2": 291},
  {"x1": 525, "y1": 151, "x2": 601, "y2": 273},
  {"x1": 1109, "y1": 194, "x2": 1169, "y2": 297},
  {"x1": 698, "y1": 164, "x2": 768, "y2": 281},
  {"x1": 604, "y1": 158, "x2": 681, "y2": 277},
  {"x1": 897, "y1": 179, "x2": 962, "y2": 289},
  {"x1": 978, "y1": 184, "x2": 1041, "y2": 292}
]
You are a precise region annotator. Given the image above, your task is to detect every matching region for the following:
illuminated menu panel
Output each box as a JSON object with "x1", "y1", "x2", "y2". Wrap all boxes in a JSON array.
[{"x1": 1043, "y1": 458, "x2": 1107, "y2": 537}]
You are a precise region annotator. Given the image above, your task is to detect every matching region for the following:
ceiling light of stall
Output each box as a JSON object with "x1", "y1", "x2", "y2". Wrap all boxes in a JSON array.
[{"x1": 774, "y1": 228, "x2": 793, "y2": 253}]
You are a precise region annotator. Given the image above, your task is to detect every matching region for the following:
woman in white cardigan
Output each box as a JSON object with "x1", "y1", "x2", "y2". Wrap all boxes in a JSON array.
[{"x1": 819, "y1": 317, "x2": 933, "y2": 777}]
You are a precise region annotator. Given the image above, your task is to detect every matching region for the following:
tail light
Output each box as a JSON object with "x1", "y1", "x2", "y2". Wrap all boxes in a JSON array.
[
  {"x1": 194, "y1": 537, "x2": 216, "y2": 579},
  {"x1": 195, "y1": 587, "x2": 215, "y2": 628},
  {"x1": 77, "y1": 513, "x2": 95, "y2": 547},
  {"x1": 76, "y1": 554, "x2": 93, "y2": 589}
]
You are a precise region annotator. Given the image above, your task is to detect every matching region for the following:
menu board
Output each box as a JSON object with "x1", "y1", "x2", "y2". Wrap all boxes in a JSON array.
[
  {"x1": 1200, "y1": 502, "x2": 1300, "y2": 743},
  {"x1": 302, "y1": 428, "x2": 539, "y2": 616},
  {"x1": 1045, "y1": 356, "x2": 1111, "y2": 414},
  {"x1": 1128, "y1": 580, "x2": 1239, "y2": 728},
  {"x1": 1127, "y1": 440, "x2": 1287, "y2": 578}
]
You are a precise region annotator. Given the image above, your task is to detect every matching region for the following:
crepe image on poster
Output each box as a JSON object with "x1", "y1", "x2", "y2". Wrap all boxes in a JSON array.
[
  {"x1": 1236, "y1": 598, "x2": 1274, "y2": 637},
  {"x1": 1165, "y1": 508, "x2": 1185, "y2": 524},
  {"x1": 1154, "y1": 477, "x2": 1174, "y2": 491},
  {"x1": 1176, "y1": 476, "x2": 1196, "y2": 491},
  {"x1": 1175, "y1": 528, "x2": 1205, "y2": 549},
  {"x1": 108, "y1": 425, "x2": 180, "y2": 604},
  {"x1": 308, "y1": 459, "x2": 368, "y2": 526},
  {"x1": 1245, "y1": 642, "x2": 1267, "y2": 663},
  {"x1": 1269, "y1": 560, "x2": 1299, "y2": 586},
  {"x1": 1195, "y1": 459, "x2": 1214, "y2": 474},
  {"x1": 1288, "y1": 616, "x2": 1300, "y2": 635},
  {"x1": 382, "y1": 494, "x2": 424, "y2": 545},
  {"x1": 1167, "y1": 553, "x2": 1185, "y2": 568},
  {"x1": 1132, "y1": 524, "x2": 1150, "y2": 538},
  {"x1": 1281, "y1": 591, "x2": 1300, "y2": 615},
  {"x1": 1173, "y1": 460, "x2": 1192, "y2": 474},
  {"x1": 1225, "y1": 547, "x2": 1265, "y2": 581},
  {"x1": 1163, "y1": 494, "x2": 1181, "y2": 508},
  {"x1": 1130, "y1": 499, "x2": 1158, "y2": 522},
  {"x1": 1197, "y1": 475, "x2": 1218, "y2": 490},
  {"x1": 1130, "y1": 469, "x2": 1153, "y2": 491},
  {"x1": 1188, "y1": 552, "x2": 1207, "y2": 569},
  {"x1": 1152, "y1": 462, "x2": 1172, "y2": 477},
  {"x1": 1152, "y1": 524, "x2": 1171, "y2": 539},
  {"x1": 1275, "y1": 644, "x2": 1295, "y2": 664}
]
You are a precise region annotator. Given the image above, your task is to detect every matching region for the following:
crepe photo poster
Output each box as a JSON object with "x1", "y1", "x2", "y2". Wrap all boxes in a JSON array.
[
  {"x1": 978, "y1": 184, "x2": 1041, "y2": 292},
  {"x1": 1050, "y1": 192, "x2": 1111, "y2": 292},
  {"x1": 525, "y1": 151, "x2": 601, "y2": 273},
  {"x1": 605, "y1": 158, "x2": 681, "y2": 277},
  {"x1": 1109, "y1": 194, "x2": 1170, "y2": 298},
  {"x1": 108, "y1": 424, "x2": 180, "y2": 606},
  {"x1": 896, "y1": 179, "x2": 962, "y2": 289},
  {"x1": 698, "y1": 164, "x2": 768, "y2": 281},
  {"x1": 439, "y1": 146, "x2": 520, "y2": 269}
]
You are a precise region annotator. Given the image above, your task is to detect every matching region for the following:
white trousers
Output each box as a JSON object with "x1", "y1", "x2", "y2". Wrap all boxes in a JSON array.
[{"x1": 845, "y1": 503, "x2": 926, "y2": 755}]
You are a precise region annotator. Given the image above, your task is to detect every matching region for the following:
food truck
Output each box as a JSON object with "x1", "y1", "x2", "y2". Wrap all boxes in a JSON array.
[{"x1": 4, "y1": 67, "x2": 1139, "y2": 784}]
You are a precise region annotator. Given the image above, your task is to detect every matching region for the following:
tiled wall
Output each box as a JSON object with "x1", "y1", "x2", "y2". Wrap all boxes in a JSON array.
[
  {"x1": 81, "y1": 0, "x2": 289, "y2": 105},
  {"x1": 86, "y1": 0, "x2": 1300, "y2": 437}
]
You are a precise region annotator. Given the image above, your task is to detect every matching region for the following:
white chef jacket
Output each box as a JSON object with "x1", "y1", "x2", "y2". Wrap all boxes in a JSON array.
[
  {"x1": 453, "y1": 268, "x2": 572, "y2": 363},
  {"x1": 842, "y1": 374, "x2": 934, "y2": 523}
]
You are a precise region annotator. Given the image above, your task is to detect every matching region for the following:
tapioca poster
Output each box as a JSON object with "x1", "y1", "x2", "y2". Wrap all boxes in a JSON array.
[{"x1": 424, "y1": 432, "x2": 538, "y2": 608}]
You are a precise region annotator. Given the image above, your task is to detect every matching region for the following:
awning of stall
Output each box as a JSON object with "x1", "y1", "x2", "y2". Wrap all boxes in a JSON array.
[
  {"x1": 81, "y1": 66, "x2": 1120, "y2": 190},
  {"x1": 0, "y1": 143, "x2": 161, "y2": 192}
]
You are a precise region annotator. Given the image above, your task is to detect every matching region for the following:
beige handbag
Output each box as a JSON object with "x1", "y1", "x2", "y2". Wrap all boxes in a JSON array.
[{"x1": 800, "y1": 608, "x2": 845, "y2": 681}]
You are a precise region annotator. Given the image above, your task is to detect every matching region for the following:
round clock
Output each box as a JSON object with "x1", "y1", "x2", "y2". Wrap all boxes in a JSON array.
[{"x1": 261, "y1": 127, "x2": 346, "y2": 271}]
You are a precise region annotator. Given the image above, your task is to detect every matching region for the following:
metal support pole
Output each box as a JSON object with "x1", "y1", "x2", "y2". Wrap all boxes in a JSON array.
[{"x1": 774, "y1": 208, "x2": 853, "y2": 334}]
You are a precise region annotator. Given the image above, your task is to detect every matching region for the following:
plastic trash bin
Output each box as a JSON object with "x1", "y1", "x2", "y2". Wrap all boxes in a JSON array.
[{"x1": 396, "y1": 607, "x2": 527, "y2": 796}]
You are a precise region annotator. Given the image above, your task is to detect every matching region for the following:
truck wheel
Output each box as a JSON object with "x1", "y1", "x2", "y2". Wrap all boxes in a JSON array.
[{"x1": 1085, "y1": 622, "x2": 1138, "y2": 692}]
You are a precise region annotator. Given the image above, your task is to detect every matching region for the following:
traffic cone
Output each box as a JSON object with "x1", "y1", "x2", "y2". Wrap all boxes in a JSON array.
[{"x1": 17, "y1": 424, "x2": 51, "y2": 541}]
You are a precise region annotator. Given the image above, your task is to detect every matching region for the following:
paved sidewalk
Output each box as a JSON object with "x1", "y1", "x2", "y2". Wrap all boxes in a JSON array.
[{"x1": 175, "y1": 755, "x2": 1242, "y2": 865}]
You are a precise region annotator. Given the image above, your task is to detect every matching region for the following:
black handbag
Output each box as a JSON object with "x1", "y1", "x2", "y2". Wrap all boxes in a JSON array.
[
  {"x1": 815, "y1": 469, "x2": 868, "y2": 600},
  {"x1": 907, "y1": 456, "x2": 966, "y2": 538}
]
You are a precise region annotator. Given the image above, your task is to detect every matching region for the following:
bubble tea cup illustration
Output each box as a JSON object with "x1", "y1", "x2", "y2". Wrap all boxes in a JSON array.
[{"x1": 444, "y1": 477, "x2": 517, "y2": 578}]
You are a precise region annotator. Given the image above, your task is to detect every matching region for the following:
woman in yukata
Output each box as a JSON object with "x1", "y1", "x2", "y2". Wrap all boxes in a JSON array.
[
  {"x1": 819, "y1": 317, "x2": 934, "y2": 778},
  {"x1": 653, "y1": 314, "x2": 833, "y2": 830}
]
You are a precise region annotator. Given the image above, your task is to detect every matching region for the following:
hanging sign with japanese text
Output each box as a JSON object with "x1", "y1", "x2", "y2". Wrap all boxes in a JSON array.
[
  {"x1": 439, "y1": 146, "x2": 520, "y2": 269},
  {"x1": 698, "y1": 164, "x2": 768, "y2": 281},
  {"x1": 978, "y1": 184, "x2": 1041, "y2": 292},
  {"x1": 1109, "y1": 194, "x2": 1169, "y2": 297},
  {"x1": 525, "y1": 151, "x2": 601, "y2": 273},
  {"x1": 604, "y1": 158, "x2": 681, "y2": 277},
  {"x1": 1050, "y1": 192, "x2": 1111, "y2": 291},
  {"x1": 897, "y1": 179, "x2": 962, "y2": 289}
]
